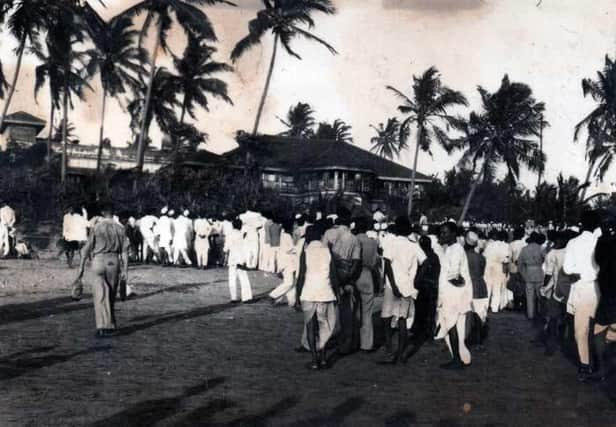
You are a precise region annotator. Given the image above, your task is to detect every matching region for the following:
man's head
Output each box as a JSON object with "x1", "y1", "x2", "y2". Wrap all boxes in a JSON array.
[
  {"x1": 232, "y1": 218, "x2": 242, "y2": 230},
  {"x1": 464, "y1": 230, "x2": 479, "y2": 250},
  {"x1": 305, "y1": 225, "x2": 323, "y2": 243},
  {"x1": 336, "y1": 207, "x2": 352, "y2": 227},
  {"x1": 439, "y1": 221, "x2": 458, "y2": 245},
  {"x1": 419, "y1": 235, "x2": 432, "y2": 253},
  {"x1": 99, "y1": 200, "x2": 113, "y2": 218},
  {"x1": 580, "y1": 209, "x2": 601, "y2": 232},
  {"x1": 394, "y1": 216, "x2": 412, "y2": 237},
  {"x1": 513, "y1": 227, "x2": 525, "y2": 241}
]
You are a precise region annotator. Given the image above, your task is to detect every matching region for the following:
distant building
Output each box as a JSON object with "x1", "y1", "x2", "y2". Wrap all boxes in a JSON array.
[
  {"x1": 0, "y1": 111, "x2": 47, "y2": 150},
  {"x1": 227, "y1": 133, "x2": 432, "y2": 209}
]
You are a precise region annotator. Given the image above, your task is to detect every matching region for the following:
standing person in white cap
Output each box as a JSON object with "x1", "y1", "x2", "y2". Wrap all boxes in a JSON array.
[
  {"x1": 224, "y1": 218, "x2": 253, "y2": 303},
  {"x1": 194, "y1": 213, "x2": 212, "y2": 269},
  {"x1": 138, "y1": 210, "x2": 159, "y2": 264},
  {"x1": 173, "y1": 209, "x2": 193, "y2": 266},
  {"x1": 154, "y1": 207, "x2": 174, "y2": 266}
]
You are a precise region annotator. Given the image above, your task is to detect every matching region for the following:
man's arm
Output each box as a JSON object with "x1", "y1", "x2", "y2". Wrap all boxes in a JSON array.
[
  {"x1": 384, "y1": 258, "x2": 401, "y2": 297},
  {"x1": 77, "y1": 233, "x2": 94, "y2": 279}
]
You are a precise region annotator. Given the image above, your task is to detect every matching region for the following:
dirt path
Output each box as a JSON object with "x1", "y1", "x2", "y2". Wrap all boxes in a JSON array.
[{"x1": 0, "y1": 259, "x2": 615, "y2": 426}]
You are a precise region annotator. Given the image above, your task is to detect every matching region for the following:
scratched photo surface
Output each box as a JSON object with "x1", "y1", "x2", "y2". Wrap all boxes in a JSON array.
[{"x1": 1, "y1": 1, "x2": 616, "y2": 426}]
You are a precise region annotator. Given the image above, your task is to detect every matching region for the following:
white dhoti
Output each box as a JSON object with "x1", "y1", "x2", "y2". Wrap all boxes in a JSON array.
[
  {"x1": 228, "y1": 265, "x2": 253, "y2": 302},
  {"x1": 567, "y1": 280, "x2": 600, "y2": 365},
  {"x1": 472, "y1": 297, "x2": 490, "y2": 323},
  {"x1": 245, "y1": 239, "x2": 259, "y2": 269},
  {"x1": 269, "y1": 269, "x2": 296, "y2": 306},
  {"x1": 302, "y1": 301, "x2": 337, "y2": 350},
  {"x1": 381, "y1": 286, "x2": 415, "y2": 329},
  {"x1": 141, "y1": 233, "x2": 159, "y2": 261},
  {"x1": 436, "y1": 282, "x2": 473, "y2": 365}
]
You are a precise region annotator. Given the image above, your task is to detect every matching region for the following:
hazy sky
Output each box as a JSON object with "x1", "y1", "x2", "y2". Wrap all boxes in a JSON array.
[{"x1": 1, "y1": 0, "x2": 616, "y2": 193}]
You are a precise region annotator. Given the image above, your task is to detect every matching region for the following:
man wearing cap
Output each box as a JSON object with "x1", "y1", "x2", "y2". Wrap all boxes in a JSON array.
[
  {"x1": 154, "y1": 207, "x2": 174, "y2": 266},
  {"x1": 173, "y1": 209, "x2": 193, "y2": 266},
  {"x1": 138, "y1": 211, "x2": 159, "y2": 264}
]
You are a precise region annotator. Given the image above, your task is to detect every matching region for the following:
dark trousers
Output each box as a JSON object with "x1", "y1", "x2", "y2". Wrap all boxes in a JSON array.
[
  {"x1": 337, "y1": 286, "x2": 360, "y2": 354},
  {"x1": 413, "y1": 287, "x2": 437, "y2": 340}
]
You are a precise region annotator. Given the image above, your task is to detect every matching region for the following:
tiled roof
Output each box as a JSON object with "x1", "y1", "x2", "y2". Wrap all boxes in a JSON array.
[
  {"x1": 1, "y1": 111, "x2": 46, "y2": 133},
  {"x1": 228, "y1": 133, "x2": 432, "y2": 182}
]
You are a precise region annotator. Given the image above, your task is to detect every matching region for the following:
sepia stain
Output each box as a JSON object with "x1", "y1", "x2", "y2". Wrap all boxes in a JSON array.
[{"x1": 382, "y1": 0, "x2": 487, "y2": 12}]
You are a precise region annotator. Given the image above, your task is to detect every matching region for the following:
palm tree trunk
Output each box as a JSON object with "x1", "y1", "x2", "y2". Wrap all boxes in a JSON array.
[
  {"x1": 578, "y1": 160, "x2": 595, "y2": 205},
  {"x1": 61, "y1": 82, "x2": 69, "y2": 184},
  {"x1": 172, "y1": 100, "x2": 187, "y2": 173},
  {"x1": 96, "y1": 91, "x2": 107, "y2": 176},
  {"x1": 458, "y1": 145, "x2": 495, "y2": 225},
  {"x1": 46, "y1": 102, "x2": 55, "y2": 167},
  {"x1": 406, "y1": 133, "x2": 421, "y2": 219},
  {"x1": 136, "y1": 19, "x2": 162, "y2": 172},
  {"x1": 0, "y1": 34, "x2": 26, "y2": 135},
  {"x1": 252, "y1": 34, "x2": 279, "y2": 135}
]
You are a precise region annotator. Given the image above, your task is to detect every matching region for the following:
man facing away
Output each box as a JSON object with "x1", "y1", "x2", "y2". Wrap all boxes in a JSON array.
[
  {"x1": 194, "y1": 214, "x2": 212, "y2": 269},
  {"x1": 138, "y1": 211, "x2": 159, "y2": 264},
  {"x1": 518, "y1": 232, "x2": 546, "y2": 320},
  {"x1": 355, "y1": 217, "x2": 380, "y2": 352},
  {"x1": 563, "y1": 210, "x2": 601, "y2": 381},
  {"x1": 224, "y1": 218, "x2": 253, "y2": 303},
  {"x1": 154, "y1": 207, "x2": 174, "y2": 266}
]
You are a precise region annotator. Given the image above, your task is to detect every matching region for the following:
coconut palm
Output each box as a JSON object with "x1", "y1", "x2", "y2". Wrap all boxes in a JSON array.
[
  {"x1": 452, "y1": 75, "x2": 546, "y2": 224},
  {"x1": 278, "y1": 102, "x2": 315, "y2": 138},
  {"x1": 387, "y1": 66, "x2": 468, "y2": 217},
  {"x1": 231, "y1": 0, "x2": 337, "y2": 135},
  {"x1": 369, "y1": 117, "x2": 408, "y2": 160},
  {"x1": 0, "y1": 61, "x2": 8, "y2": 99},
  {"x1": 315, "y1": 119, "x2": 352, "y2": 143},
  {"x1": 120, "y1": 0, "x2": 233, "y2": 172},
  {"x1": 83, "y1": 7, "x2": 148, "y2": 176},
  {"x1": 574, "y1": 54, "x2": 616, "y2": 202},
  {"x1": 172, "y1": 34, "x2": 232, "y2": 167},
  {"x1": 127, "y1": 67, "x2": 181, "y2": 151},
  {"x1": 0, "y1": 0, "x2": 48, "y2": 135}
]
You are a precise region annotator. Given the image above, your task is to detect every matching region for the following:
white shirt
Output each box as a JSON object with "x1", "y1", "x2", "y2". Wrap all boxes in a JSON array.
[
  {"x1": 484, "y1": 241, "x2": 512, "y2": 265},
  {"x1": 300, "y1": 241, "x2": 336, "y2": 302},
  {"x1": 139, "y1": 215, "x2": 158, "y2": 237},
  {"x1": 173, "y1": 215, "x2": 193, "y2": 249},
  {"x1": 194, "y1": 218, "x2": 212, "y2": 238},
  {"x1": 63, "y1": 213, "x2": 88, "y2": 242},
  {"x1": 439, "y1": 242, "x2": 472, "y2": 290},
  {"x1": 224, "y1": 228, "x2": 246, "y2": 266},
  {"x1": 509, "y1": 239, "x2": 526, "y2": 273},
  {"x1": 382, "y1": 235, "x2": 426, "y2": 298},
  {"x1": 563, "y1": 230, "x2": 601, "y2": 282},
  {"x1": 0, "y1": 223, "x2": 9, "y2": 256},
  {"x1": 543, "y1": 248, "x2": 565, "y2": 292},
  {"x1": 154, "y1": 216, "x2": 174, "y2": 243},
  {"x1": 0, "y1": 205, "x2": 16, "y2": 227}
]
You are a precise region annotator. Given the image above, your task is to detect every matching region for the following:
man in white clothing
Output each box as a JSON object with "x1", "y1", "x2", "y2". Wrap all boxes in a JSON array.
[
  {"x1": 154, "y1": 207, "x2": 174, "y2": 266},
  {"x1": 224, "y1": 218, "x2": 253, "y2": 303},
  {"x1": 172, "y1": 210, "x2": 193, "y2": 266},
  {"x1": 0, "y1": 202, "x2": 16, "y2": 255},
  {"x1": 194, "y1": 215, "x2": 212, "y2": 268},
  {"x1": 62, "y1": 206, "x2": 89, "y2": 267},
  {"x1": 138, "y1": 212, "x2": 159, "y2": 263},
  {"x1": 562, "y1": 210, "x2": 601, "y2": 381},
  {"x1": 436, "y1": 221, "x2": 474, "y2": 369}
]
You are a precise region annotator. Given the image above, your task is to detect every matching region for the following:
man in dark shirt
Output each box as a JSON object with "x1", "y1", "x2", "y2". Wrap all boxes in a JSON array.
[
  {"x1": 464, "y1": 231, "x2": 489, "y2": 347},
  {"x1": 591, "y1": 216, "x2": 616, "y2": 381},
  {"x1": 413, "y1": 236, "x2": 441, "y2": 342}
]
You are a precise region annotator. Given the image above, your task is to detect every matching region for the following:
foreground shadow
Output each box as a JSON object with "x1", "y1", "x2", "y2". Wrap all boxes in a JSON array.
[
  {"x1": 90, "y1": 377, "x2": 226, "y2": 427},
  {"x1": 0, "y1": 345, "x2": 112, "y2": 380}
]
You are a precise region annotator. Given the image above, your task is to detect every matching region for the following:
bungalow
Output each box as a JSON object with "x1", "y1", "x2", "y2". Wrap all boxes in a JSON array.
[{"x1": 226, "y1": 133, "x2": 432, "y2": 208}]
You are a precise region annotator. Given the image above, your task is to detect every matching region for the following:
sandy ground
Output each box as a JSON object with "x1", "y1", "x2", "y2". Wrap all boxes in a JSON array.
[{"x1": 1, "y1": 259, "x2": 615, "y2": 427}]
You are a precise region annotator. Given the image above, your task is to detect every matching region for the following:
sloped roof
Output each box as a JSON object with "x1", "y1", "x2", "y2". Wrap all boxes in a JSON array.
[
  {"x1": 228, "y1": 134, "x2": 432, "y2": 182},
  {"x1": 1, "y1": 111, "x2": 46, "y2": 133}
]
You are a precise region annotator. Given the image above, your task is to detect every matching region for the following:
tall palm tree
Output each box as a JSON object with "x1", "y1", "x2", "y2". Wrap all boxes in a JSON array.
[
  {"x1": 172, "y1": 34, "x2": 233, "y2": 167},
  {"x1": 231, "y1": 0, "x2": 337, "y2": 135},
  {"x1": 574, "y1": 54, "x2": 616, "y2": 202},
  {"x1": 387, "y1": 66, "x2": 468, "y2": 217},
  {"x1": 0, "y1": 61, "x2": 8, "y2": 99},
  {"x1": 41, "y1": 6, "x2": 92, "y2": 183},
  {"x1": 83, "y1": 8, "x2": 148, "y2": 176},
  {"x1": 315, "y1": 119, "x2": 352, "y2": 143},
  {"x1": 278, "y1": 102, "x2": 315, "y2": 138},
  {"x1": 369, "y1": 117, "x2": 408, "y2": 160},
  {"x1": 127, "y1": 67, "x2": 181, "y2": 151},
  {"x1": 0, "y1": 0, "x2": 48, "y2": 135},
  {"x1": 121, "y1": 0, "x2": 233, "y2": 172},
  {"x1": 452, "y1": 75, "x2": 546, "y2": 224}
]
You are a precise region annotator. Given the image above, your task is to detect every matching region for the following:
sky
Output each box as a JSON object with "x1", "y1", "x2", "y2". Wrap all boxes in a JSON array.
[{"x1": 1, "y1": 0, "x2": 616, "y2": 194}]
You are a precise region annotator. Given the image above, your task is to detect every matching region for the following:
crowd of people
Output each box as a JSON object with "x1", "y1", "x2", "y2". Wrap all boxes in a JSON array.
[{"x1": 2, "y1": 200, "x2": 615, "y2": 381}]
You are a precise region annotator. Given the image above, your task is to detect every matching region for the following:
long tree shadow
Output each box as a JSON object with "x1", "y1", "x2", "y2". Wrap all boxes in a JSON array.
[
  {"x1": 90, "y1": 377, "x2": 226, "y2": 427},
  {"x1": 292, "y1": 396, "x2": 365, "y2": 426},
  {"x1": 0, "y1": 345, "x2": 56, "y2": 361},
  {"x1": 0, "y1": 281, "x2": 226, "y2": 326},
  {"x1": 0, "y1": 345, "x2": 112, "y2": 380}
]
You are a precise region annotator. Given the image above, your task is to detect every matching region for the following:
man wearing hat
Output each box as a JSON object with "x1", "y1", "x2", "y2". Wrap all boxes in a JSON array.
[{"x1": 154, "y1": 207, "x2": 174, "y2": 266}]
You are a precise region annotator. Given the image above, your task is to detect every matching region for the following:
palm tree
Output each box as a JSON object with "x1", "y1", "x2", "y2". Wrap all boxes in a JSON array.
[
  {"x1": 574, "y1": 54, "x2": 616, "y2": 202},
  {"x1": 83, "y1": 8, "x2": 148, "y2": 176},
  {"x1": 231, "y1": 0, "x2": 337, "y2": 135},
  {"x1": 172, "y1": 34, "x2": 233, "y2": 167},
  {"x1": 127, "y1": 67, "x2": 181, "y2": 152},
  {"x1": 452, "y1": 75, "x2": 546, "y2": 224},
  {"x1": 41, "y1": 7, "x2": 92, "y2": 183},
  {"x1": 121, "y1": 0, "x2": 233, "y2": 172},
  {"x1": 0, "y1": 0, "x2": 48, "y2": 135},
  {"x1": 369, "y1": 117, "x2": 408, "y2": 160},
  {"x1": 0, "y1": 61, "x2": 8, "y2": 99},
  {"x1": 315, "y1": 119, "x2": 352, "y2": 143},
  {"x1": 387, "y1": 66, "x2": 468, "y2": 217},
  {"x1": 278, "y1": 102, "x2": 315, "y2": 138}
]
